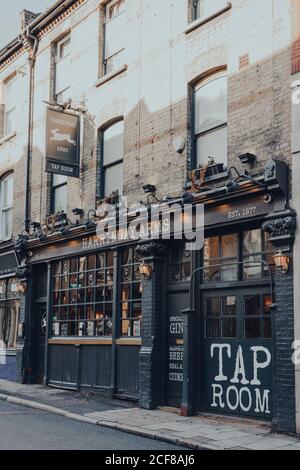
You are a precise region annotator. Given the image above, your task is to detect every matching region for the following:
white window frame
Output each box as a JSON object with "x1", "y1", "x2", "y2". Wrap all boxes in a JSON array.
[
  {"x1": 193, "y1": 0, "x2": 228, "y2": 21},
  {"x1": 104, "y1": 0, "x2": 126, "y2": 75},
  {"x1": 0, "y1": 173, "x2": 13, "y2": 241},
  {"x1": 194, "y1": 72, "x2": 228, "y2": 168},
  {"x1": 4, "y1": 75, "x2": 17, "y2": 137},
  {"x1": 102, "y1": 120, "x2": 124, "y2": 197},
  {"x1": 55, "y1": 33, "x2": 71, "y2": 103},
  {"x1": 51, "y1": 174, "x2": 68, "y2": 214}
]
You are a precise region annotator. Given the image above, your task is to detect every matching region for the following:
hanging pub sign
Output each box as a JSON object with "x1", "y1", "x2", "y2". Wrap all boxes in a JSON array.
[
  {"x1": 0, "y1": 251, "x2": 19, "y2": 277},
  {"x1": 45, "y1": 108, "x2": 80, "y2": 178}
]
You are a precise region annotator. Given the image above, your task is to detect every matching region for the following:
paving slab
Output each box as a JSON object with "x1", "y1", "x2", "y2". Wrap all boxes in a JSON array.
[{"x1": 0, "y1": 379, "x2": 300, "y2": 451}]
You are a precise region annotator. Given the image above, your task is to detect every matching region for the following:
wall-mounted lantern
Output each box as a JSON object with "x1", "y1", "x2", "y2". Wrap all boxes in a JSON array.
[
  {"x1": 274, "y1": 251, "x2": 290, "y2": 274},
  {"x1": 139, "y1": 261, "x2": 153, "y2": 279},
  {"x1": 17, "y1": 280, "x2": 28, "y2": 295}
]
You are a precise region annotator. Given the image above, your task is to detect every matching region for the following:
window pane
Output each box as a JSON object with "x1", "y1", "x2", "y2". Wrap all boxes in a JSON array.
[
  {"x1": 223, "y1": 296, "x2": 236, "y2": 316},
  {"x1": 104, "y1": 162, "x2": 124, "y2": 196},
  {"x1": 245, "y1": 318, "x2": 261, "y2": 338},
  {"x1": 56, "y1": 35, "x2": 71, "y2": 98},
  {"x1": 105, "y1": 8, "x2": 125, "y2": 65},
  {"x1": 195, "y1": 0, "x2": 227, "y2": 19},
  {"x1": 107, "y1": 0, "x2": 125, "y2": 20},
  {"x1": 53, "y1": 174, "x2": 68, "y2": 186},
  {"x1": 206, "y1": 298, "x2": 220, "y2": 316},
  {"x1": 204, "y1": 237, "x2": 219, "y2": 259},
  {"x1": 2, "y1": 209, "x2": 12, "y2": 240},
  {"x1": 1, "y1": 173, "x2": 13, "y2": 208},
  {"x1": 197, "y1": 125, "x2": 227, "y2": 167},
  {"x1": 245, "y1": 295, "x2": 260, "y2": 316},
  {"x1": 58, "y1": 36, "x2": 71, "y2": 60},
  {"x1": 263, "y1": 317, "x2": 272, "y2": 339},
  {"x1": 243, "y1": 230, "x2": 262, "y2": 255},
  {"x1": 103, "y1": 121, "x2": 124, "y2": 166},
  {"x1": 53, "y1": 184, "x2": 67, "y2": 213},
  {"x1": 222, "y1": 318, "x2": 237, "y2": 338},
  {"x1": 56, "y1": 56, "x2": 71, "y2": 98},
  {"x1": 221, "y1": 234, "x2": 238, "y2": 258},
  {"x1": 4, "y1": 108, "x2": 15, "y2": 135},
  {"x1": 105, "y1": 50, "x2": 125, "y2": 75},
  {"x1": 243, "y1": 255, "x2": 262, "y2": 280},
  {"x1": 206, "y1": 319, "x2": 220, "y2": 338},
  {"x1": 195, "y1": 76, "x2": 227, "y2": 134},
  {"x1": 204, "y1": 260, "x2": 220, "y2": 282},
  {"x1": 221, "y1": 261, "x2": 238, "y2": 281}
]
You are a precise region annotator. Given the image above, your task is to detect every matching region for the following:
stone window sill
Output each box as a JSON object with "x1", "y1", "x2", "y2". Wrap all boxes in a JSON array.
[
  {"x1": 0, "y1": 132, "x2": 17, "y2": 147},
  {"x1": 184, "y1": 2, "x2": 232, "y2": 35},
  {"x1": 96, "y1": 64, "x2": 128, "y2": 88}
]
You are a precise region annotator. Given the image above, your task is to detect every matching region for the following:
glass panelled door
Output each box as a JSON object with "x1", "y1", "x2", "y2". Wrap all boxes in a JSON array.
[{"x1": 201, "y1": 287, "x2": 273, "y2": 419}]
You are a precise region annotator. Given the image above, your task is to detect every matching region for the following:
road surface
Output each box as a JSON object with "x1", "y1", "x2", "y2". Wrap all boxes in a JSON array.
[{"x1": 0, "y1": 400, "x2": 185, "y2": 450}]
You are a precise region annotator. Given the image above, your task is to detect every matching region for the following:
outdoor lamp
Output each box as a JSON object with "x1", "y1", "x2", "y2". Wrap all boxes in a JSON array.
[
  {"x1": 17, "y1": 280, "x2": 28, "y2": 295},
  {"x1": 274, "y1": 251, "x2": 290, "y2": 274},
  {"x1": 139, "y1": 261, "x2": 153, "y2": 279}
]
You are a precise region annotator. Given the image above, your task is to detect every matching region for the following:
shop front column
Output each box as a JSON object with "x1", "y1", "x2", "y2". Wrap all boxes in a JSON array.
[
  {"x1": 15, "y1": 262, "x2": 31, "y2": 384},
  {"x1": 180, "y1": 308, "x2": 196, "y2": 416},
  {"x1": 263, "y1": 211, "x2": 297, "y2": 433},
  {"x1": 136, "y1": 242, "x2": 165, "y2": 410}
]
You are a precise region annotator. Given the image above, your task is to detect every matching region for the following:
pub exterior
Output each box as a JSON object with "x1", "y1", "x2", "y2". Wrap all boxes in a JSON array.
[{"x1": 0, "y1": 0, "x2": 299, "y2": 435}]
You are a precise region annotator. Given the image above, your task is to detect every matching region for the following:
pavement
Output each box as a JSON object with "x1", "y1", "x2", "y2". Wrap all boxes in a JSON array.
[
  {"x1": 0, "y1": 400, "x2": 184, "y2": 450},
  {"x1": 0, "y1": 379, "x2": 300, "y2": 450}
]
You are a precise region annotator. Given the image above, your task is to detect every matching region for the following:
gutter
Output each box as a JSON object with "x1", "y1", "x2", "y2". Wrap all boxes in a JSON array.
[{"x1": 29, "y1": 0, "x2": 78, "y2": 34}]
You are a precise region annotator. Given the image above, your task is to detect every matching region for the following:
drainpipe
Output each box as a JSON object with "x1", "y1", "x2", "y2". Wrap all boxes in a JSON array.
[
  {"x1": 24, "y1": 28, "x2": 39, "y2": 234},
  {"x1": 21, "y1": 29, "x2": 39, "y2": 384}
]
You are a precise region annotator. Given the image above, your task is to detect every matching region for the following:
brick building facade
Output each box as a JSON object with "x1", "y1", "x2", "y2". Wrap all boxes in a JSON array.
[{"x1": 0, "y1": 0, "x2": 299, "y2": 434}]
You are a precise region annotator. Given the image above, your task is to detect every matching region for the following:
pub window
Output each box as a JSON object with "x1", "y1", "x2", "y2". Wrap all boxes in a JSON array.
[
  {"x1": 168, "y1": 243, "x2": 192, "y2": 283},
  {"x1": 205, "y1": 296, "x2": 237, "y2": 339},
  {"x1": 3, "y1": 75, "x2": 18, "y2": 136},
  {"x1": 120, "y1": 247, "x2": 142, "y2": 337},
  {"x1": 243, "y1": 230, "x2": 275, "y2": 279},
  {"x1": 0, "y1": 278, "x2": 20, "y2": 351},
  {"x1": 203, "y1": 230, "x2": 275, "y2": 284},
  {"x1": 52, "y1": 252, "x2": 115, "y2": 337},
  {"x1": 193, "y1": 0, "x2": 228, "y2": 21},
  {"x1": 244, "y1": 294, "x2": 272, "y2": 339},
  {"x1": 0, "y1": 173, "x2": 13, "y2": 241},
  {"x1": 51, "y1": 174, "x2": 67, "y2": 214},
  {"x1": 194, "y1": 73, "x2": 227, "y2": 167},
  {"x1": 203, "y1": 233, "x2": 238, "y2": 283},
  {"x1": 101, "y1": 120, "x2": 124, "y2": 196},
  {"x1": 104, "y1": 0, "x2": 126, "y2": 75},
  {"x1": 55, "y1": 33, "x2": 71, "y2": 104}
]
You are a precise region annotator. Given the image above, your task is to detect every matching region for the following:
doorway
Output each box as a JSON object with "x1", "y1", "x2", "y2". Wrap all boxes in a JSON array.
[{"x1": 200, "y1": 287, "x2": 273, "y2": 419}]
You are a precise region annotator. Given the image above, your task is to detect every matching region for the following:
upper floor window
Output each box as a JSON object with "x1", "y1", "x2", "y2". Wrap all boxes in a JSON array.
[
  {"x1": 193, "y1": 0, "x2": 227, "y2": 20},
  {"x1": 102, "y1": 120, "x2": 124, "y2": 196},
  {"x1": 51, "y1": 174, "x2": 67, "y2": 214},
  {"x1": 194, "y1": 73, "x2": 227, "y2": 167},
  {"x1": 55, "y1": 34, "x2": 71, "y2": 104},
  {"x1": 0, "y1": 173, "x2": 13, "y2": 241},
  {"x1": 104, "y1": 0, "x2": 126, "y2": 75},
  {"x1": 4, "y1": 75, "x2": 17, "y2": 136}
]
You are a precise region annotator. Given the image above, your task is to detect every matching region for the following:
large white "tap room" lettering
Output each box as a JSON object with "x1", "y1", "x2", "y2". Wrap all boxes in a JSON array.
[{"x1": 209, "y1": 344, "x2": 272, "y2": 416}]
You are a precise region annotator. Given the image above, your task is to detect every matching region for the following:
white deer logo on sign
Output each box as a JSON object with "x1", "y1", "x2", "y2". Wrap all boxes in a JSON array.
[{"x1": 50, "y1": 129, "x2": 77, "y2": 147}]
